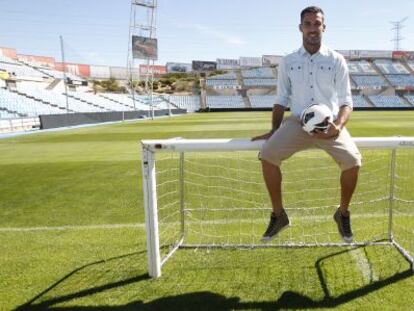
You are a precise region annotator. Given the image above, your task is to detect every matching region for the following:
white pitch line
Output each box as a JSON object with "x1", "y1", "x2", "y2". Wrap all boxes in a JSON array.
[
  {"x1": 1, "y1": 211, "x2": 412, "y2": 233},
  {"x1": 350, "y1": 248, "x2": 379, "y2": 283},
  {"x1": 0, "y1": 223, "x2": 145, "y2": 232}
]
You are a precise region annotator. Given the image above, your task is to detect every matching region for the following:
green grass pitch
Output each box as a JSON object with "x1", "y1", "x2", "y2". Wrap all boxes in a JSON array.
[{"x1": 0, "y1": 111, "x2": 414, "y2": 310}]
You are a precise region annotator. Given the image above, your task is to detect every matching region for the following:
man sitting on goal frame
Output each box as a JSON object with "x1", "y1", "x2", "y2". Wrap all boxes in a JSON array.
[{"x1": 252, "y1": 6, "x2": 362, "y2": 243}]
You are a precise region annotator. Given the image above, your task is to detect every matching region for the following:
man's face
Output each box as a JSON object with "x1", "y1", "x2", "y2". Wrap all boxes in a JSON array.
[{"x1": 300, "y1": 12, "x2": 325, "y2": 47}]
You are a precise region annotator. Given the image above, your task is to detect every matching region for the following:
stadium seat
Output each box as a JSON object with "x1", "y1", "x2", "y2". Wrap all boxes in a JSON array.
[
  {"x1": 161, "y1": 95, "x2": 200, "y2": 111},
  {"x1": 352, "y1": 75, "x2": 388, "y2": 88},
  {"x1": 244, "y1": 79, "x2": 277, "y2": 87},
  {"x1": 352, "y1": 95, "x2": 371, "y2": 107},
  {"x1": 368, "y1": 95, "x2": 409, "y2": 108},
  {"x1": 206, "y1": 95, "x2": 244, "y2": 108},
  {"x1": 206, "y1": 79, "x2": 240, "y2": 89},
  {"x1": 241, "y1": 68, "x2": 275, "y2": 78},
  {"x1": 373, "y1": 60, "x2": 410, "y2": 75},
  {"x1": 249, "y1": 95, "x2": 277, "y2": 108},
  {"x1": 385, "y1": 75, "x2": 414, "y2": 88}
]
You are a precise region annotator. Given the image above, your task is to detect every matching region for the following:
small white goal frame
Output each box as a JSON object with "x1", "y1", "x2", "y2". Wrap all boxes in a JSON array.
[{"x1": 141, "y1": 137, "x2": 414, "y2": 278}]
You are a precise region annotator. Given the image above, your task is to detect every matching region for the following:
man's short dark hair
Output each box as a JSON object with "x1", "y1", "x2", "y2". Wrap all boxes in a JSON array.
[{"x1": 300, "y1": 6, "x2": 324, "y2": 23}]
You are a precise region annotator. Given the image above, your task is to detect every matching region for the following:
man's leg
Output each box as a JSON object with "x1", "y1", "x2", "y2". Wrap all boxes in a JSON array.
[
  {"x1": 335, "y1": 162, "x2": 360, "y2": 243},
  {"x1": 333, "y1": 165, "x2": 359, "y2": 243},
  {"x1": 260, "y1": 159, "x2": 290, "y2": 242},
  {"x1": 315, "y1": 127, "x2": 362, "y2": 243},
  {"x1": 259, "y1": 117, "x2": 312, "y2": 242},
  {"x1": 339, "y1": 166, "x2": 359, "y2": 215},
  {"x1": 261, "y1": 159, "x2": 283, "y2": 216}
]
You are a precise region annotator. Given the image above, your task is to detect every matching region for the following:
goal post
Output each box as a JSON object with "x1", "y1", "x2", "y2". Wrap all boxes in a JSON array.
[{"x1": 141, "y1": 137, "x2": 414, "y2": 278}]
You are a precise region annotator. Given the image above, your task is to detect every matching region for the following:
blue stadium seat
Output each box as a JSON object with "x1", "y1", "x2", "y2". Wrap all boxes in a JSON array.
[
  {"x1": 352, "y1": 95, "x2": 371, "y2": 107},
  {"x1": 206, "y1": 95, "x2": 244, "y2": 108},
  {"x1": 352, "y1": 75, "x2": 388, "y2": 88},
  {"x1": 385, "y1": 75, "x2": 414, "y2": 88},
  {"x1": 242, "y1": 68, "x2": 275, "y2": 78},
  {"x1": 244, "y1": 79, "x2": 277, "y2": 87},
  {"x1": 368, "y1": 95, "x2": 409, "y2": 107},
  {"x1": 373, "y1": 60, "x2": 410, "y2": 75},
  {"x1": 249, "y1": 95, "x2": 277, "y2": 108}
]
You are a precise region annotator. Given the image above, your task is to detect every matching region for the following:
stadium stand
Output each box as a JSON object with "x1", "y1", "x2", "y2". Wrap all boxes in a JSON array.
[
  {"x1": 368, "y1": 95, "x2": 410, "y2": 108},
  {"x1": 99, "y1": 93, "x2": 148, "y2": 110},
  {"x1": 347, "y1": 60, "x2": 378, "y2": 75},
  {"x1": 373, "y1": 59, "x2": 410, "y2": 74},
  {"x1": 0, "y1": 109, "x2": 19, "y2": 119},
  {"x1": 206, "y1": 79, "x2": 240, "y2": 89},
  {"x1": 70, "y1": 91, "x2": 130, "y2": 111},
  {"x1": 241, "y1": 67, "x2": 275, "y2": 78},
  {"x1": 206, "y1": 95, "x2": 245, "y2": 108},
  {"x1": 249, "y1": 95, "x2": 277, "y2": 108},
  {"x1": 0, "y1": 87, "x2": 65, "y2": 116},
  {"x1": 0, "y1": 62, "x2": 46, "y2": 79},
  {"x1": 406, "y1": 61, "x2": 414, "y2": 72},
  {"x1": 0, "y1": 55, "x2": 19, "y2": 65},
  {"x1": 244, "y1": 78, "x2": 277, "y2": 87},
  {"x1": 403, "y1": 95, "x2": 414, "y2": 106},
  {"x1": 352, "y1": 75, "x2": 388, "y2": 88},
  {"x1": 0, "y1": 117, "x2": 39, "y2": 133},
  {"x1": 352, "y1": 95, "x2": 372, "y2": 107},
  {"x1": 16, "y1": 84, "x2": 102, "y2": 113},
  {"x1": 348, "y1": 60, "x2": 389, "y2": 89},
  {"x1": 161, "y1": 95, "x2": 200, "y2": 111},
  {"x1": 37, "y1": 68, "x2": 84, "y2": 82},
  {"x1": 208, "y1": 72, "x2": 237, "y2": 79},
  {"x1": 385, "y1": 74, "x2": 414, "y2": 88}
]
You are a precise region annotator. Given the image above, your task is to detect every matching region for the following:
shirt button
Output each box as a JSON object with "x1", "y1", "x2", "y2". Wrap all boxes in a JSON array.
[
  {"x1": 310, "y1": 72, "x2": 313, "y2": 75},
  {"x1": 310, "y1": 85, "x2": 313, "y2": 88},
  {"x1": 311, "y1": 59, "x2": 313, "y2": 62},
  {"x1": 311, "y1": 98, "x2": 314, "y2": 101}
]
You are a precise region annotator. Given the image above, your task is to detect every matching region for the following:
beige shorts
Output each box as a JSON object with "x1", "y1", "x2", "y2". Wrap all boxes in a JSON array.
[{"x1": 259, "y1": 116, "x2": 362, "y2": 171}]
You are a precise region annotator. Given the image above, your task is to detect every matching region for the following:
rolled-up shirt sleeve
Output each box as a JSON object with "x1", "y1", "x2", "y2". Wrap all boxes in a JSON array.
[
  {"x1": 276, "y1": 57, "x2": 291, "y2": 107},
  {"x1": 335, "y1": 56, "x2": 353, "y2": 109}
]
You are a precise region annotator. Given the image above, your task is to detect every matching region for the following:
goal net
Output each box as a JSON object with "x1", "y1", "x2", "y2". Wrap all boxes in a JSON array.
[{"x1": 141, "y1": 138, "x2": 414, "y2": 278}]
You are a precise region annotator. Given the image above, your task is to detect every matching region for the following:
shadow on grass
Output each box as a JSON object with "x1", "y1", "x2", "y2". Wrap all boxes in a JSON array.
[{"x1": 16, "y1": 247, "x2": 413, "y2": 310}]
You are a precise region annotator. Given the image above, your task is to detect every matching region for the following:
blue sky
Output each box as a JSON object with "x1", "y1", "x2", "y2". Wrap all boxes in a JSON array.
[{"x1": 1, "y1": 0, "x2": 414, "y2": 67}]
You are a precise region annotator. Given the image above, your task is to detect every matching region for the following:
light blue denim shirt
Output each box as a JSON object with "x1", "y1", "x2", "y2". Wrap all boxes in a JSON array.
[{"x1": 276, "y1": 45, "x2": 353, "y2": 118}]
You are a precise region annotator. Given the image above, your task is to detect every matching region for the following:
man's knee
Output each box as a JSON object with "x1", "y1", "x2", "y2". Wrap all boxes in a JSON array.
[{"x1": 339, "y1": 151, "x2": 362, "y2": 172}]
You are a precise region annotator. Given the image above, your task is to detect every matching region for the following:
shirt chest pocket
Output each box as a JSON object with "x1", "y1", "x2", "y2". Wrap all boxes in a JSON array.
[
  {"x1": 288, "y1": 62, "x2": 304, "y2": 84},
  {"x1": 316, "y1": 62, "x2": 334, "y2": 84}
]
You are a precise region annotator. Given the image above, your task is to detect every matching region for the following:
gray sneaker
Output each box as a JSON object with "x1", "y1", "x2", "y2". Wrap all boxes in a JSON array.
[
  {"x1": 334, "y1": 208, "x2": 353, "y2": 243},
  {"x1": 261, "y1": 209, "x2": 290, "y2": 242}
]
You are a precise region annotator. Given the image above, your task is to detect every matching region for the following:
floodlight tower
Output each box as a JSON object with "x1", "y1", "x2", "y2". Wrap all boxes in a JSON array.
[
  {"x1": 127, "y1": 0, "x2": 158, "y2": 117},
  {"x1": 390, "y1": 17, "x2": 408, "y2": 51}
]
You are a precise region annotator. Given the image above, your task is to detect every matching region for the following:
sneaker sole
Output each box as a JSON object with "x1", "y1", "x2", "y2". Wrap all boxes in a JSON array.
[
  {"x1": 261, "y1": 222, "x2": 291, "y2": 243},
  {"x1": 340, "y1": 235, "x2": 353, "y2": 243}
]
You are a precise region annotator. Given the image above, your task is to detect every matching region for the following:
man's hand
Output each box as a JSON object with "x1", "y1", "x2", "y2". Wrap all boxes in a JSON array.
[
  {"x1": 251, "y1": 131, "x2": 274, "y2": 141},
  {"x1": 313, "y1": 121, "x2": 341, "y2": 140}
]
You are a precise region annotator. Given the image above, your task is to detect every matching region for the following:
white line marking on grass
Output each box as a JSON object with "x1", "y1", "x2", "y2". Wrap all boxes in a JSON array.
[
  {"x1": 2, "y1": 211, "x2": 411, "y2": 233},
  {"x1": 0, "y1": 223, "x2": 145, "y2": 232},
  {"x1": 350, "y1": 248, "x2": 379, "y2": 283}
]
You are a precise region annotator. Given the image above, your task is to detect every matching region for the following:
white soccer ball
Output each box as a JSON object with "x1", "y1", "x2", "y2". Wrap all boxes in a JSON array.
[{"x1": 300, "y1": 104, "x2": 333, "y2": 134}]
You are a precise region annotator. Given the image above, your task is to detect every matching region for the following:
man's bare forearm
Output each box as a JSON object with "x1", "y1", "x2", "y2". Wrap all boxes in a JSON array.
[
  {"x1": 271, "y1": 104, "x2": 285, "y2": 133},
  {"x1": 335, "y1": 105, "x2": 352, "y2": 130}
]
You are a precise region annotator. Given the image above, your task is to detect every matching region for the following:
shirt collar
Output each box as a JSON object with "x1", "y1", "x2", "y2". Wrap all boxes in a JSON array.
[{"x1": 299, "y1": 45, "x2": 329, "y2": 57}]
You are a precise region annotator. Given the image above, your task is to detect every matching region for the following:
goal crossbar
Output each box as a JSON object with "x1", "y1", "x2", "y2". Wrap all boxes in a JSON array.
[
  {"x1": 141, "y1": 137, "x2": 414, "y2": 278},
  {"x1": 142, "y1": 137, "x2": 414, "y2": 153}
]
